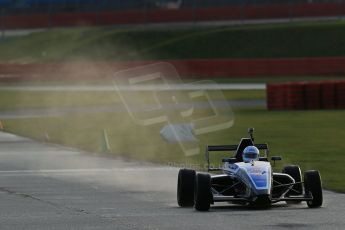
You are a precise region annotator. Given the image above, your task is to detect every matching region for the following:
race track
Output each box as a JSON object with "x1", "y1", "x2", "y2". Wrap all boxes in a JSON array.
[{"x1": 0, "y1": 131, "x2": 344, "y2": 230}]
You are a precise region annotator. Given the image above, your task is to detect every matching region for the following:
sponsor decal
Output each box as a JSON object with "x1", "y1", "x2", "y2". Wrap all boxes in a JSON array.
[
  {"x1": 247, "y1": 167, "x2": 268, "y2": 188},
  {"x1": 230, "y1": 164, "x2": 239, "y2": 170}
]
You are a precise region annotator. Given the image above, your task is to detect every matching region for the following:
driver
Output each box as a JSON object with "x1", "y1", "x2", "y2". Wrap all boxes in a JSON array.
[{"x1": 243, "y1": 146, "x2": 260, "y2": 163}]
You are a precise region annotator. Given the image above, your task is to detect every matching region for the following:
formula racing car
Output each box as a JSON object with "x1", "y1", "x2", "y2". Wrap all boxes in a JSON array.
[{"x1": 177, "y1": 128, "x2": 323, "y2": 211}]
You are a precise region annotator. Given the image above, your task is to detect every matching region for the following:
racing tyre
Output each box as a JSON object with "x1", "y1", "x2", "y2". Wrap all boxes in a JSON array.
[
  {"x1": 177, "y1": 169, "x2": 196, "y2": 207},
  {"x1": 282, "y1": 165, "x2": 303, "y2": 196},
  {"x1": 304, "y1": 170, "x2": 323, "y2": 208},
  {"x1": 194, "y1": 173, "x2": 212, "y2": 211}
]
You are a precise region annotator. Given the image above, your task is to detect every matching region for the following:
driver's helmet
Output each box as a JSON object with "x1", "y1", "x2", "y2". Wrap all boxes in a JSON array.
[{"x1": 243, "y1": 146, "x2": 260, "y2": 163}]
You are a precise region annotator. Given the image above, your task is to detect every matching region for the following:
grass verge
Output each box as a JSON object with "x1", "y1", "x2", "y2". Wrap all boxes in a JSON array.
[
  {"x1": 2, "y1": 21, "x2": 345, "y2": 62},
  {"x1": 0, "y1": 89, "x2": 344, "y2": 192},
  {"x1": 0, "y1": 89, "x2": 265, "y2": 110}
]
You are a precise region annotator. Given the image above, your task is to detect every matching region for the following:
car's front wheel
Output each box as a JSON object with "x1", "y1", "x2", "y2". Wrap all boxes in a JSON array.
[
  {"x1": 177, "y1": 169, "x2": 196, "y2": 207},
  {"x1": 282, "y1": 165, "x2": 303, "y2": 196},
  {"x1": 304, "y1": 170, "x2": 323, "y2": 208},
  {"x1": 194, "y1": 173, "x2": 212, "y2": 211}
]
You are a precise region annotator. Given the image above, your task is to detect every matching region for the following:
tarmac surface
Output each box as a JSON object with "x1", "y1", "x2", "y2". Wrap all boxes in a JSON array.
[{"x1": 0, "y1": 131, "x2": 344, "y2": 230}]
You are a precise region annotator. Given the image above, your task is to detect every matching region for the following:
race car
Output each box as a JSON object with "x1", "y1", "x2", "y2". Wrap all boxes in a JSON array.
[{"x1": 177, "y1": 128, "x2": 323, "y2": 211}]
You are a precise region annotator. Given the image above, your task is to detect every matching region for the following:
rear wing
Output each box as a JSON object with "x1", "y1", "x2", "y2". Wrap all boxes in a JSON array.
[{"x1": 205, "y1": 144, "x2": 269, "y2": 171}]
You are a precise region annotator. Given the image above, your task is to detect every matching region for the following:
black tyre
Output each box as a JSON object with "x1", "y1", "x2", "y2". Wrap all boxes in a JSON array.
[
  {"x1": 177, "y1": 169, "x2": 196, "y2": 207},
  {"x1": 194, "y1": 173, "x2": 212, "y2": 211},
  {"x1": 304, "y1": 170, "x2": 323, "y2": 208},
  {"x1": 282, "y1": 165, "x2": 303, "y2": 196}
]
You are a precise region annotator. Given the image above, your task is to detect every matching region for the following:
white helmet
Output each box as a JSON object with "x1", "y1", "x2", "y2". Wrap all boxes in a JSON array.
[{"x1": 243, "y1": 146, "x2": 260, "y2": 163}]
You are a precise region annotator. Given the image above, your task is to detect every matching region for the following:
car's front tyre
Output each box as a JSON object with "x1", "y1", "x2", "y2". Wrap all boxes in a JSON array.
[
  {"x1": 282, "y1": 165, "x2": 303, "y2": 196},
  {"x1": 282, "y1": 165, "x2": 303, "y2": 204},
  {"x1": 304, "y1": 170, "x2": 323, "y2": 208},
  {"x1": 194, "y1": 173, "x2": 212, "y2": 211},
  {"x1": 177, "y1": 169, "x2": 196, "y2": 207}
]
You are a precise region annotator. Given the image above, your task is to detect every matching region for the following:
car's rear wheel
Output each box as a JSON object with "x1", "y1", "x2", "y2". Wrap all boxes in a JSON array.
[
  {"x1": 304, "y1": 170, "x2": 323, "y2": 208},
  {"x1": 177, "y1": 169, "x2": 196, "y2": 207},
  {"x1": 194, "y1": 173, "x2": 212, "y2": 211}
]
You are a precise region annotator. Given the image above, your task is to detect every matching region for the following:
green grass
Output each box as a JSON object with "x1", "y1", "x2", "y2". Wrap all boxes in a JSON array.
[
  {"x1": 0, "y1": 88, "x2": 345, "y2": 192},
  {"x1": 2, "y1": 21, "x2": 345, "y2": 62},
  {"x1": 1, "y1": 75, "x2": 345, "y2": 87},
  {"x1": 0, "y1": 90, "x2": 265, "y2": 110},
  {"x1": 0, "y1": 91, "x2": 120, "y2": 110}
]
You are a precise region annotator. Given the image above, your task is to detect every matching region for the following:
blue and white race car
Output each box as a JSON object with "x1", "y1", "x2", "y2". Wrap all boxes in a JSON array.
[{"x1": 177, "y1": 128, "x2": 323, "y2": 211}]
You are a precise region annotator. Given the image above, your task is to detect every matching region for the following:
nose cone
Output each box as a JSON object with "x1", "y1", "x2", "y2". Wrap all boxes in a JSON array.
[
  {"x1": 249, "y1": 168, "x2": 268, "y2": 188},
  {"x1": 237, "y1": 161, "x2": 272, "y2": 199},
  {"x1": 245, "y1": 162, "x2": 271, "y2": 191},
  {"x1": 251, "y1": 194, "x2": 272, "y2": 207}
]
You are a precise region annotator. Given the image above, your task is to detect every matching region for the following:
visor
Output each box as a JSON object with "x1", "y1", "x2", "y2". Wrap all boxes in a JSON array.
[{"x1": 244, "y1": 152, "x2": 258, "y2": 159}]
